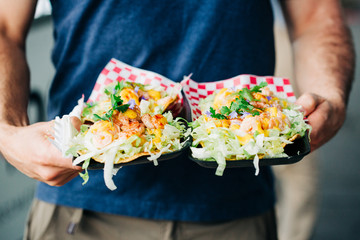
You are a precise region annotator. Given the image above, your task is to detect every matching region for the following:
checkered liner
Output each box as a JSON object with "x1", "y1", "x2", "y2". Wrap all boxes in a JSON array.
[
  {"x1": 181, "y1": 75, "x2": 296, "y2": 121},
  {"x1": 88, "y1": 58, "x2": 183, "y2": 115}
]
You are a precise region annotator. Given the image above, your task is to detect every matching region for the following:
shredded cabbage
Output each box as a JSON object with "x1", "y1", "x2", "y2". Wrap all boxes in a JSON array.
[{"x1": 68, "y1": 111, "x2": 188, "y2": 189}]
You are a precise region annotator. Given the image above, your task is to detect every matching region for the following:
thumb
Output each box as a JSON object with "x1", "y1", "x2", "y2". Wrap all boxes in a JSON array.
[
  {"x1": 70, "y1": 116, "x2": 82, "y2": 132},
  {"x1": 295, "y1": 93, "x2": 325, "y2": 117}
]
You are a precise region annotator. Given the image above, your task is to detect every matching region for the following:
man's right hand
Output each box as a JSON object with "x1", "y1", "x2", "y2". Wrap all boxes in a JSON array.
[
  {"x1": 0, "y1": 1, "x2": 82, "y2": 186},
  {"x1": 0, "y1": 121, "x2": 82, "y2": 186}
]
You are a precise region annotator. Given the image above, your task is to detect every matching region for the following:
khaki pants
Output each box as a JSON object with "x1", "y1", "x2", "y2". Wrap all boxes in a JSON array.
[{"x1": 24, "y1": 199, "x2": 278, "y2": 240}]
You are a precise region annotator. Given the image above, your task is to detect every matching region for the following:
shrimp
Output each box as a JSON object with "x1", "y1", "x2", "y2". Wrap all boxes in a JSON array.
[
  {"x1": 271, "y1": 101, "x2": 282, "y2": 112},
  {"x1": 93, "y1": 131, "x2": 114, "y2": 149},
  {"x1": 250, "y1": 101, "x2": 269, "y2": 109},
  {"x1": 141, "y1": 114, "x2": 154, "y2": 129},
  {"x1": 141, "y1": 114, "x2": 168, "y2": 129},
  {"x1": 240, "y1": 116, "x2": 261, "y2": 134},
  {"x1": 213, "y1": 88, "x2": 236, "y2": 110},
  {"x1": 118, "y1": 121, "x2": 145, "y2": 139},
  {"x1": 230, "y1": 119, "x2": 243, "y2": 126},
  {"x1": 229, "y1": 119, "x2": 243, "y2": 130},
  {"x1": 261, "y1": 87, "x2": 273, "y2": 96},
  {"x1": 113, "y1": 112, "x2": 145, "y2": 139},
  {"x1": 113, "y1": 113, "x2": 130, "y2": 129},
  {"x1": 89, "y1": 121, "x2": 116, "y2": 149},
  {"x1": 269, "y1": 116, "x2": 290, "y2": 130},
  {"x1": 261, "y1": 110, "x2": 290, "y2": 131}
]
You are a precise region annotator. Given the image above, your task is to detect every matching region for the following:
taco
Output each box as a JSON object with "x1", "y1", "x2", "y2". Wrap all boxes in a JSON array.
[
  {"x1": 67, "y1": 81, "x2": 190, "y2": 190},
  {"x1": 189, "y1": 82, "x2": 311, "y2": 176}
]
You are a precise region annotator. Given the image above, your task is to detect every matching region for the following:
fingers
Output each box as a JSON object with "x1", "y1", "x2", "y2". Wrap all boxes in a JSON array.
[
  {"x1": 70, "y1": 116, "x2": 82, "y2": 132},
  {"x1": 35, "y1": 120, "x2": 82, "y2": 170},
  {"x1": 1, "y1": 121, "x2": 84, "y2": 187},
  {"x1": 295, "y1": 93, "x2": 328, "y2": 150},
  {"x1": 296, "y1": 93, "x2": 346, "y2": 151},
  {"x1": 44, "y1": 144, "x2": 83, "y2": 170},
  {"x1": 37, "y1": 167, "x2": 82, "y2": 186},
  {"x1": 43, "y1": 120, "x2": 55, "y2": 140},
  {"x1": 295, "y1": 93, "x2": 325, "y2": 116},
  {"x1": 34, "y1": 121, "x2": 83, "y2": 171}
]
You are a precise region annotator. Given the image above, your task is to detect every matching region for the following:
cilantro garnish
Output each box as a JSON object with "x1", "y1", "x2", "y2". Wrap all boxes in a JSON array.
[
  {"x1": 104, "y1": 88, "x2": 112, "y2": 96},
  {"x1": 93, "y1": 89, "x2": 130, "y2": 122},
  {"x1": 208, "y1": 83, "x2": 268, "y2": 120},
  {"x1": 93, "y1": 112, "x2": 113, "y2": 122},
  {"x1": 110, "y1": 93, "x2": 130, "y2": 112},
  {"x1": 115, "y1": 81, "x2": 125, "y2": 92},
  {"x1": 82, "y1": 102, "x2": 96, "y2": 117},
  {"x1": 238, "y1": 87, "x2": 254, "y2": 101},
  {"x1": 209, "y1": 107, "x2": 227, "y2": 119},
  {"x1": 220, "y1": 106, "x2": 232, "y2": 116},
  {"x1": 228, "y1": 97, "x2": 258, "y2": 116},
  {"x1": 250, "y1": 82, "x2": 268, "y2": 93}
]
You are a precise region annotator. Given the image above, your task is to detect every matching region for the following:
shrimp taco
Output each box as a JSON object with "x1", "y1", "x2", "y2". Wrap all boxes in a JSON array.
[
  {"x1": 189, "y1": 82, "x2": 311, "y2": 176},
  {"x1": 66, "y1": 81, "x2": 190, "y2": 189}
]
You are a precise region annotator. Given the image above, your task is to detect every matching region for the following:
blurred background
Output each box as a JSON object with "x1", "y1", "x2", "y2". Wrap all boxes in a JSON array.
[{"x1": 0, "y1": 0, "x2": 359, "y2": 239}]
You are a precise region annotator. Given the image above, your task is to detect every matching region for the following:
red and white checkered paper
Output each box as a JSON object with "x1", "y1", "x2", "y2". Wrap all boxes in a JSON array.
[
  {"x1": 181, "y1": 75, "x2": 296, "y2": 121},
  {"x1": 87, "y1": 58, "x2": 183, "y2": 115}
]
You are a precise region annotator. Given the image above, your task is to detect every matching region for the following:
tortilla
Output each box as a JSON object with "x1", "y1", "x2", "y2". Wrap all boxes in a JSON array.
[{"x1": 78, "y1": 150, "x2": 152, "y2": 164}]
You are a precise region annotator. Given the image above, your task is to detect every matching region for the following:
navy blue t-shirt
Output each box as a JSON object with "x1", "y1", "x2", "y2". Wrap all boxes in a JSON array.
[{"x1": 37, "y1": 0, "x2": 276, "y2": 221}]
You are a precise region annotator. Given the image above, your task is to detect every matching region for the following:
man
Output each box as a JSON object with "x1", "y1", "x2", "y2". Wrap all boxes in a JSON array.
[{"x1": 0, "y1": 0, "x2": 354, "y2": 239}]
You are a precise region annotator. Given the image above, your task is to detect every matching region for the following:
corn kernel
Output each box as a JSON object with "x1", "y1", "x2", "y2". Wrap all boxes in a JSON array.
[
  {"x1": 124, "y1": 109, "x2": 138, "y2": 119},
  {"x1": 261, "y1": 118, "x2": 269, "y2": 129},
  {"x1": 266, "y1": 107, "x2": 278, "y2": 117},
  {"x1": 230, "y1": 124, "x2": 240, "y2": 130},
  {"x1": 237, "y1": 134, "x2": 253, "y2": 145},
  {"x1": 213, "y1": 88, "x2": 235, "y2": 109},
  {"x1": 221, "y1": 120, "x2": 230, "y2": 128},
  {"x1": 120, "y1": 88, "x2": 140, "y2": 105},
  {"x1": 282, "y1": 100, "x2": 288, "y2": 108},
  {"x1": 147, "y1": 90, "x2": 161, "y2": 101},
  {"x1": 153, "y1": 129, "x2": 162, "y2": 143},
  {"x1": 253, "y1": 92, "x2": 267, "y2": 102}
]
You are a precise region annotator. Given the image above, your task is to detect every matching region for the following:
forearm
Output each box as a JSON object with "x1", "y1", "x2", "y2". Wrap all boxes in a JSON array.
[
  {"x1": 0, "y1": 33, "x2": 30, "y2": 127},
  {"x1": 0, "y1": 0, "x2": 38, "y2": 127},
  {"x1": 292, "y1": 14, "x2": 355, "y2": 106},
  {"x1": 281, "y1": 0, "x2": 355, "y2": 150},
  {"x1": 0, "y1": 1, "x2": 81, "y2": 185},
  {"x1": 0, "y1": 35, "x2": 81, "y2": 185}
]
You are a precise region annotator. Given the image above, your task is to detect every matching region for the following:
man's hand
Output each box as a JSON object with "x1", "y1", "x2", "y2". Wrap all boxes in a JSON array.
[
  {"x1": 0, "y1": 121, "x2": 82, "y2": 186},
  {"x1": 0, "y1": 1, "x2": 83, "y2": 186},
  {"x1": 296, "y1": 92, "x2": 346, "y2": 151}
]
